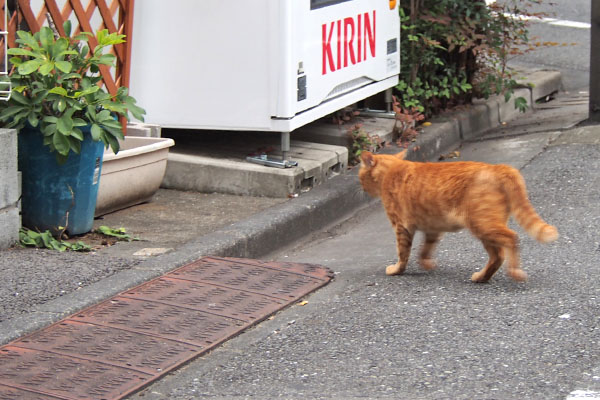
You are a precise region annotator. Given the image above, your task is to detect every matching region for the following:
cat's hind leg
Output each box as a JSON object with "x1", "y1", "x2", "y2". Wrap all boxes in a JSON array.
[
  {"x1": 505, "y1": 244, "x2": 526, "y2": 282},
  {"x1": 467, "y1": 191, "x2": 526, "y2": 282},
  {"x1": 471, "y1": 243, "x2": 504, "y2": 283},
  {"x1": 386, "y1": 225, "x2": 414, "y2": 276},
  {"x1": 419, "y1": 232, "x2": 442, "y2": 271},
  {"x1": 471, "y1": 224, "x2": 526, "y2": 282}
]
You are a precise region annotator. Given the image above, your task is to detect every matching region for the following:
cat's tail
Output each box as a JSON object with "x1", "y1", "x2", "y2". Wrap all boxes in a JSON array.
[{"x1": 502, "y1": 168, "x2": 559, "y2": 243}]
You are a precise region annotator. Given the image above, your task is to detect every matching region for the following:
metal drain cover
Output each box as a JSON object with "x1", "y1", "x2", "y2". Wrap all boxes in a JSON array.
[{"x1": 0, "y1": 257, "x2": 333, "y2": 400}]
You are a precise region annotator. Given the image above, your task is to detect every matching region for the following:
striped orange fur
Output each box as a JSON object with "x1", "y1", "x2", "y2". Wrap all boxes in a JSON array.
[{"x1": 359, "y1": 150, "x2": 558, "y2": 282}]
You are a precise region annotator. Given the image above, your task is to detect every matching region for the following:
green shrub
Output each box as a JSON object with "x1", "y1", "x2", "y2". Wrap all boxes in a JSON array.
[{"x1": 396, "y1": 0, "x2": 546, "y2": 116}]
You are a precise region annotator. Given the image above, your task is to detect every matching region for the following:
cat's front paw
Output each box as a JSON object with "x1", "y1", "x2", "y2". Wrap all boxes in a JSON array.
[
  {"x1": 419, "y1": 258, "x2": 436, "y2": 271},
  {"x1": 386, "y1": 263, "x2": 405, "y2": 276}
]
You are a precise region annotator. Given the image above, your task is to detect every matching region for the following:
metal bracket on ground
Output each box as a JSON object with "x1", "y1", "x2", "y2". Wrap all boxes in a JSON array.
[
  {"x1": 246, "y1": 131, "x2": 298, "y2": 168},
  {"x1": 358, "y1": 109, "x2": 396, "y2": 119},
  {"x1": 246, "y1": 155, "x2": 298, "y2": 169},
  {"x1": 359, "y1": 88, "x2": 395, "y2": 119}
]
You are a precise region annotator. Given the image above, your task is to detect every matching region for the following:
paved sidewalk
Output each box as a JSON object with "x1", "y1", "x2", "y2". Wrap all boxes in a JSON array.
[{"x1": 0, "y1": 67, "x2": 566, "y2": 350}]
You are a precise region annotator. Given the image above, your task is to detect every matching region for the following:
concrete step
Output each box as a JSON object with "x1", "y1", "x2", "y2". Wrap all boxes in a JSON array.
[
  {"x1": 293, "y1": 115, "x2": 396, "y2": 148},
  {"x1": 161, "y1": 130, "x2": 348, "y2": 198}
]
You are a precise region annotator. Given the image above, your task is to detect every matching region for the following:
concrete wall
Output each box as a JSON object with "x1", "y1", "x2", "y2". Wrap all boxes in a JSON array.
[
  {"x1": 126, "y1": 122, "x2": 162, "y2": 138},
  {"x1": 0, "y1": 129, "x2": 20, "y2": 249}
]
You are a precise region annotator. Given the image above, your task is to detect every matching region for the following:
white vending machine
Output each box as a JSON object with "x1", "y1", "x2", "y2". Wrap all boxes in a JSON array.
[{"x1": 129, "y1": 0, "x2": 400, "y2": 165}]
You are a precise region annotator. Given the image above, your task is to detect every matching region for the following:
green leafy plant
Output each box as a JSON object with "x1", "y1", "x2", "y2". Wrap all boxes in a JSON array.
[
  {"x1": 95, "y1": 225, "x2": 139, "y2": 241},
  {"x1": 18, "y1": 225, "x2": 139, "y2": 251},
  {"x1": 348, "y1": 124, "x2": 384, "y2": 165},
  {"x1": 0, "y1": 20, "x2": 145, "y2": 163},
  {"x1": 19, "y1": 227, "x2": 92, "y2": 252},
  {"x1": 395, "y1": 0, "x2": 557, "y2": 116}
]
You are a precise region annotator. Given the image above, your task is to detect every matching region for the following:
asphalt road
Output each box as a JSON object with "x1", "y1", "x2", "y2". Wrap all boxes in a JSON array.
[
  {"x1": 130, "y1": 120, "x2": 600, "y2": 398},
  {"x1": 503, "y1": 0, "x2": 591, "y2": 92}
]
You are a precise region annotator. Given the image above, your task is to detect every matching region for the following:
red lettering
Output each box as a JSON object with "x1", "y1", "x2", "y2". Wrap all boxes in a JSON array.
[
  {"x1": 364, "y1": 10, "x2": 376, "y2": 59},
  {"x1": 344, "y1": 17, "x2": 356, "y2": 67},
  {"x1": 336, "y1": 20, "x2": 341, "y2": 71},
  {"x1": 322, "y1": 22, "x2": 336, "y2": 75},
  {"x1": 321, "y1": 10, "x2": 376, "y2": 75},
  {"x1": 358, "y1": 13, "x2": 362, "y2": 62}
]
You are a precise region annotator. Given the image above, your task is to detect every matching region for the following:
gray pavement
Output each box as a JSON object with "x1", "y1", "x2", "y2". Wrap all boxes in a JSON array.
[{"x1": 2, "y1": 68, "x2": 597, "y2": 399}]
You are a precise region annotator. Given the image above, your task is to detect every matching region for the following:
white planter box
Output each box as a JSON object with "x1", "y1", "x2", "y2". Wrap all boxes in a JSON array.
[{"x1": 95, "y1": 136, "x2": 174, "y2": 216}]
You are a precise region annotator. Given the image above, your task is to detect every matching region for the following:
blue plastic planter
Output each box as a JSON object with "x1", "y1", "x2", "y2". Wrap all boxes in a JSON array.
[{"x1": 18, "y1": 125, "x2": 105, "y2": 236}]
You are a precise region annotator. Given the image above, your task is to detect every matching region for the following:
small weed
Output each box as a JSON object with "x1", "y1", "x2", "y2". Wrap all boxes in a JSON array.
[
  {"x1": 513, "y1": 96, "x2": 529, "y2": 113},
  {"x1": 393, "y1": 96, "x2": 425, "y2": 148},
  {"x1": 348, "y1": 124, "x2": 384, "y2": 165},
  {"x1": 95, "y1": 225, "x2": 140, "y2": 241}
]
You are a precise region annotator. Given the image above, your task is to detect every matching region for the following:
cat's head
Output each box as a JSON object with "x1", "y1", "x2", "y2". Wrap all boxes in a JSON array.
[{"x1": 358, "y1": 150, "x2": 407, "y2": 197}]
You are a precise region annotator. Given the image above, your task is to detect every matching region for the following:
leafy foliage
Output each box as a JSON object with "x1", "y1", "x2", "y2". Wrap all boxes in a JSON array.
[
  {"x1": 396, "y1": 0, "x2": 550, "y2": 116},
  {"x1": 19, "y1": 227, "x2": 92, "y2": 252},
  {"x1": 19, "y1": 225, "x2": 139, "y2": 251},
  {"x1": 392, "y1": 96, "x2": 425, "y2": 147},
  {"x1": 95, "y1": 225, "x2": 139, "y2": 241},
  {"x1": 0, "y1": 21, "x2": 145, "y2": 163}
]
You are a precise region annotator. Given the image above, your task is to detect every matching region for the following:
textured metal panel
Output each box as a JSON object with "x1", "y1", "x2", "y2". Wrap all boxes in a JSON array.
[
  {"x1": 12, "y1": 320, "x2": 202, "y2": 375},
  {"x1": 73, "y1": 297, "x2": 247, "y2": 348},
  {"x1": 218, "y1": 257, "x2": 335, "y2": 280},
  {"x1": 0, "y1": 346, "x2": 151, "y2": 400},
  {"x1": 170, "y1": 257, "x2": 330, "y2": 300},
  {"x1": 121, "y1": 277, "x2": 287, "y2": 322},
  {"x1": 0, "y1": 384, "x2": 67, "y2": 400},
  {"x1": 0, "y1": 257, "x2": 333, "y2": 400}
]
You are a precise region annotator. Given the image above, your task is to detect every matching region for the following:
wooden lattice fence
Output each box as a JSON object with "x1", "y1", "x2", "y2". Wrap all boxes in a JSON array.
[{"x1": 0, "y1": 0, "x2": 135, "y2": 96}]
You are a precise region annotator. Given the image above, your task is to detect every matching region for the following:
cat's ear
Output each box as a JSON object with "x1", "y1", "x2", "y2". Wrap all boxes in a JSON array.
[
  {"x1": 395, "y1": 150, "x2": 407, "y2": 160},
  {"x1": 360, "y1": 151, "x2": 376, "y2": 167}
]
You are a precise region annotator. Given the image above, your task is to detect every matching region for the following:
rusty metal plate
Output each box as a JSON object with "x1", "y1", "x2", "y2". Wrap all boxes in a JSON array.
[
  {"x1": 0, "y1": 384, "x2": 66, "y2": 400},
  {"x1": 11, "y1": 320, "x2": 202, "y2": 375},
  {"x1": 0, "y1": 257, "x2": 332, "y2": 400},
  {"x1": 0, "y1": 346, "x2": 151, "y2": 400},
  {"x1": 218, "y1": 257, "x2": 335, "y2": 280},
  {"x1": 73, "y1": 297, "x2": 247, "y2": 348},
  {"x1": 169, "y1": 256, "x2": 331, "y2": 300},
  {"x1": 121, "y1": 277, "x2": 287, "y2": 322}
]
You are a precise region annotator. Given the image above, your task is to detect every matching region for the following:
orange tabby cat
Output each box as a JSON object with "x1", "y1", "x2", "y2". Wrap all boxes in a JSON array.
[{"x1": 359, "y1": 150, "x2": 558, "y2": 282}]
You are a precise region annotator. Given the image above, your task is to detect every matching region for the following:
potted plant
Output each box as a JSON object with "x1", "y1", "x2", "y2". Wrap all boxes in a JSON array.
[{"x1": 0, "y1": 21, "x2": 145, "y2": 236}]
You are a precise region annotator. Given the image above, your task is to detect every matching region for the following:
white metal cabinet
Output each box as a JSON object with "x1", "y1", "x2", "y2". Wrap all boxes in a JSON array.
[{"x1": 129, "y1": 0, "x2": 400, "y2": 132}]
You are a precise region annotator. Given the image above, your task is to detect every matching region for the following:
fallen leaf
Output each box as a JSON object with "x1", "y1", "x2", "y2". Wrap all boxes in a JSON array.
[
  {"x1": 297, "y1": 300, "x2": 309, "y2": 306},
  {"x1": 438, "y1": 150, "x2": 461, "y2": 160}
]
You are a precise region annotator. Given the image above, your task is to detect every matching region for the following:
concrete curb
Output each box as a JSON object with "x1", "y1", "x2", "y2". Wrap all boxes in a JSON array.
[
  {"x1": 0, "y1": 129, "x2": 20, "y2": 250},
  {"x1": 0, "y1": 69, "x2": 562, "y2": 345},
  {"x1": 407, "y1": 65, "x2": 563, "y2": 162}
]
